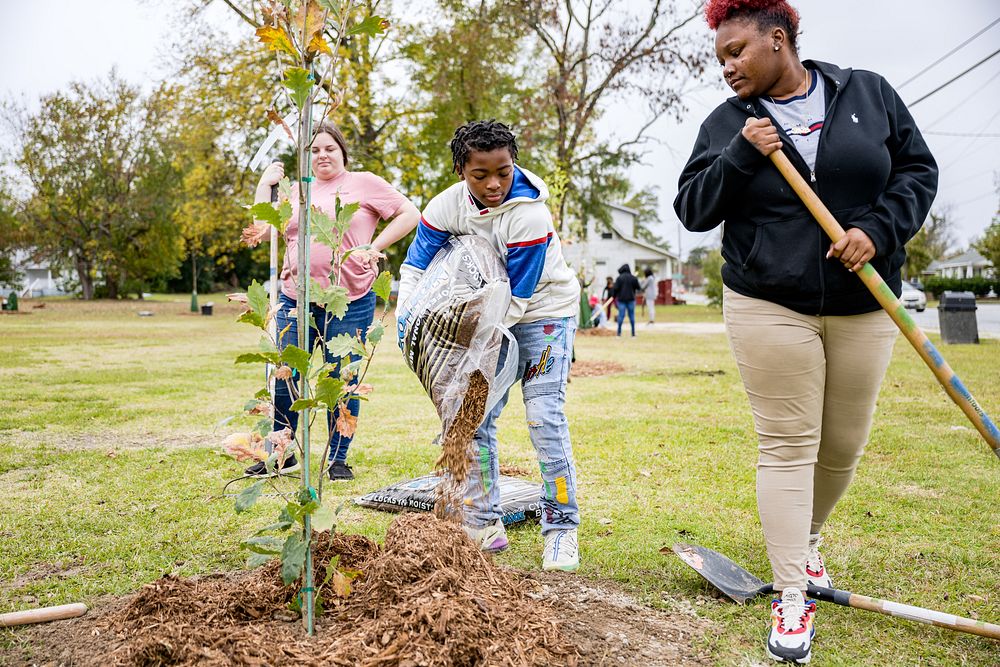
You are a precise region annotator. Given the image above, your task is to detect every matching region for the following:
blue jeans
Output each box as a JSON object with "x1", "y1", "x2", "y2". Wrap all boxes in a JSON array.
[
  {"x1": 273, "y1": 291, "x2": 376, "y2": 463},
  {"x1": 465, "y1": 317, "x2": 580, "y2": 534},
  {"x1": 616, "y1": 299, "x2": 636, "y2": 336}
]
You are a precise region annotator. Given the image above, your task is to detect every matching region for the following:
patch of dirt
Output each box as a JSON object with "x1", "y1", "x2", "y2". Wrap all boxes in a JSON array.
[
  {"x1": 570, "y1": 360, "x2": 627, "y2": 378},
  {"x1": 3, "y1": 515, "x2": 711, "y2": 666},
  {"x1": 3, "y1": 558, "x2": 92, "y2": 593},
  {"x1": 577, "y1": 326, "x2": 615, "y2": 337},
  {"x1": 1, "y1": 429, "x2": 210, "y2": 452},
  {"x1": 498, "y1": 464, "x2": 534, "y2": 478}
]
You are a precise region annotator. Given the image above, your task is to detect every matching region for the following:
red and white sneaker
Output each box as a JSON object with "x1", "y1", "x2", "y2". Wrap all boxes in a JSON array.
[
  {"x1": 805, "y1": 534, "x2": 832, "y2": 588},
  {"x1": 766, "y1": 587, "x2": 816, "y2": 664}
]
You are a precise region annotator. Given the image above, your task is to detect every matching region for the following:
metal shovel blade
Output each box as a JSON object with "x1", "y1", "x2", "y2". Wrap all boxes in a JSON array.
[{"x1": 671, "y1": 542, "x2": 771, "y2": 604}]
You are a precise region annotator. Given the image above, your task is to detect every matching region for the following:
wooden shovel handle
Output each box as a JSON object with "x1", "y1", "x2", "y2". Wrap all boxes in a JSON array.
[
  {"x1": 0, "y1": 603, "x2": 88, "y2": 627},
  {"x1": 769, "y1": 149, "x2": 1000, "y2": 458},
  {"x1": 808, "y1": 586, "x2": 1000, "y2": 640}
]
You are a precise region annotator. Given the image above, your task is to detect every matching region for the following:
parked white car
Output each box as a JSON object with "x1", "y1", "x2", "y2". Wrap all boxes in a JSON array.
[{"x1": 900, "y1": 282, "x2": 927, "y2": 312}]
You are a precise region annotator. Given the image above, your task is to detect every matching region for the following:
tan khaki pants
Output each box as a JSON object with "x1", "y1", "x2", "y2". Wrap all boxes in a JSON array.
[{"x1": 723, "y1": 288, "x2": 898, "y2": 590}]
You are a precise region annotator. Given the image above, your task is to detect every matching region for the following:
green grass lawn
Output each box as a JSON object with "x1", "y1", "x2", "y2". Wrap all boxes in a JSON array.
[{"x1": 1, "y1": 296, "x2": 998, "y2": 665}]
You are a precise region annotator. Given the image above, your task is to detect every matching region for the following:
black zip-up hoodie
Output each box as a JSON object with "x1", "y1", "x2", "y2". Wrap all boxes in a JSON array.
[
  {"x1": 674, "y1": 61, "x2": 938, "y2": 315},
  {"x1": 613, "y1": 264, "x2": 641, "y2": 302}
]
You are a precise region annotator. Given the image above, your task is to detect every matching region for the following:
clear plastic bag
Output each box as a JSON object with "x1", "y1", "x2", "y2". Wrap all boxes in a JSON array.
[{"x1": 398, "y1": 236, "x2": 518, "y2": 440}]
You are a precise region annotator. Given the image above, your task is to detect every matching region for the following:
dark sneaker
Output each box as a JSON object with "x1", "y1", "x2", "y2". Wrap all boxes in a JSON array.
[
  {"x1": 766, "y1": 587, "x2": 816, "y2": 664},
  {"x1": 805, "y1": 534, "x2": 833, "y2": 588},
  {"x1": 244, "y1": 454, "x2": 300, "y2": 477},
  {"x1": 328, "y1": 461, "x2": 354, "y2": 481}
]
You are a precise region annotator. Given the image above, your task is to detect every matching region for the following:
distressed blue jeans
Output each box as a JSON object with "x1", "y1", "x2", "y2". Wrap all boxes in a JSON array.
[
  {"x1": 616, "y1": 299, "x2": 636, "y2": 336},
  {"x1": 273, "y1": 291, "x2": 376, "y2": 463},
  {"x1": 465, "y1": 317, "x2": 580, "y2": 534}
]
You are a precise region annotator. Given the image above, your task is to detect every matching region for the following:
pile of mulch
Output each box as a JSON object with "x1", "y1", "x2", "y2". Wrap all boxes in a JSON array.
[
  {"x1": 570, "y1": 360, "x2": 627, "y2": 378},
  {"x1": 5, "y1": 514, "x2": 713, "y2": 666}
]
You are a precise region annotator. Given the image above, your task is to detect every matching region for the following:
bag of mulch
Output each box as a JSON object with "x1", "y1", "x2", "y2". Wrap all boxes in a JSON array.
[
  {"x1": 397, "y1": 235, "x2": 518, "y2": 441},
  {"x1": 355, "y1": 474, "x2": 542, "y2": 526}
]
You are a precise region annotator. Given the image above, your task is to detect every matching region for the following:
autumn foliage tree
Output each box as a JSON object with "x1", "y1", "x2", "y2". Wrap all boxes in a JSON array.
[{"x1": 9, "y1": 72, "x2": 182, "y2": 299}]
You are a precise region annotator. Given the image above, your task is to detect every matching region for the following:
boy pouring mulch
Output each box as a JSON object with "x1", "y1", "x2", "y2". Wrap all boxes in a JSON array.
[{"x1": 397, "y1": 120, "x2": 582, "y2": 571}]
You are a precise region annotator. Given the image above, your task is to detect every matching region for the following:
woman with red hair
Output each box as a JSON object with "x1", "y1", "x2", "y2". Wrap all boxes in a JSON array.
[{"x1": 675, "y1": 0, "x2": 937, "y2": 662}]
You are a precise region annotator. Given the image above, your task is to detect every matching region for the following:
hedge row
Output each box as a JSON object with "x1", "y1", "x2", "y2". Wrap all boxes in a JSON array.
[{"x1": 922, "y1": 276, "x2": 999, "y2": 298}]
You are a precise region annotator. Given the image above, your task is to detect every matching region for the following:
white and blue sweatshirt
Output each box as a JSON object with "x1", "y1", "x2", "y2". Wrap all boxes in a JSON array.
[{"x1": 398, "y1": 166, "x2": 580, "y2": 328}]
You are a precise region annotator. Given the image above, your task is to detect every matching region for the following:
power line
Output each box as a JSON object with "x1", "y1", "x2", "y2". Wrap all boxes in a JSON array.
[
  {"x1": 897, "y1": 17, "x2": 1000, "y2": 89},
  {"x1": 924, "y1": 131, "x2": 1000, "y2": 138},
  {"x1": 908, "y1": 47, "x2": 1000, "y2": 107},
  {"x1": 925, "y1": 67, "x2": 1000, "y2": 129}
]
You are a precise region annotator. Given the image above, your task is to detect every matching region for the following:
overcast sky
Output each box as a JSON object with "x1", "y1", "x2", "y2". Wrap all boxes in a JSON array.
[{"x1": 2, "y1": 0, "x2": 998, "y2": 259}]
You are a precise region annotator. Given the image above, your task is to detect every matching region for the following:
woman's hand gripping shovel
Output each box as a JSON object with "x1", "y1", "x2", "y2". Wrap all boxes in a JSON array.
[{"x1": 667, "y1": 543, "x2": 1000, "y2": 640}]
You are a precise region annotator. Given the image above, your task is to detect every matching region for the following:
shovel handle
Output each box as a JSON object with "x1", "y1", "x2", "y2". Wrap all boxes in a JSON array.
[
  {"x1": 806, "y1": 586, "x2": 1000, "y2": 640},
  {"x1": 769, "y1": 150, "x2": 1000, "y2": 458},
  {"x1": 589, "y1": 297, "x2": 615, "y2": 322},
  {"x1": 0, "y1": 603, "x2": 87, "y2": 627}
]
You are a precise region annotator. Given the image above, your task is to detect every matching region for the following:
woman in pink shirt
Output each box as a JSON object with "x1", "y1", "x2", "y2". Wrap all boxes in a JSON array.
[{"x1": 247, "y1": 121, "x2": 419, "y2": 481}]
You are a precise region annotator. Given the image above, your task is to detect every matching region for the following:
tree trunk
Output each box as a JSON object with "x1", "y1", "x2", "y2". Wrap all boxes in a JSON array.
[{"x1": 75, "y1": 258, "x2": 94, "y2": 300}]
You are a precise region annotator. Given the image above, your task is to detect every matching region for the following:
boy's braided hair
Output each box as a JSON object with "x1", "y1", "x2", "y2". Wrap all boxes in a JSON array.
[{"x1": 449, "y1": 120, "x2": 519, "y2": 173}]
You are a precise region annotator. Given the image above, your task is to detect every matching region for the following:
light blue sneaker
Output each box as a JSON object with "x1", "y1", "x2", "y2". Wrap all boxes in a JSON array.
[
  {"x1": 463, "y1": 518, "x2": 508, "y2": 552},
  {"x1": 542, "y1": 529, "x2": 579, "y2": 571}
]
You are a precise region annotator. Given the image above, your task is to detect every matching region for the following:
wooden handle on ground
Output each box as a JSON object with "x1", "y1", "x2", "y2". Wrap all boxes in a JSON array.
[
  {"x1": 0, "y1": 603, "x2": 88, "y2": 627},
  {"x1": 769, "y1": 150, "x2": 1000, "y2": 459}
]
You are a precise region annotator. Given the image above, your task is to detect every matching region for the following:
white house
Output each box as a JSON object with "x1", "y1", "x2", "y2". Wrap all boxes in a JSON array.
[
  {"x1": 4, "y1": 250, "x2": 69, "y2": 297},
  {"x1": 924, "y1": 249, "x2": 995, "y2": 279},
  {"x1": 562, "y1": 203, "x2": 678, "y2": 290}
]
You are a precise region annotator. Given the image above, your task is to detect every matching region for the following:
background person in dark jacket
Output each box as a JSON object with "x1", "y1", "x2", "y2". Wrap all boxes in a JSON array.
[
  {"x1": 674, "y1": 0, "x2": 937, "y2": 663},
  {"x1": 612, "y1": 264, "x2": 641, "y2": 337}
]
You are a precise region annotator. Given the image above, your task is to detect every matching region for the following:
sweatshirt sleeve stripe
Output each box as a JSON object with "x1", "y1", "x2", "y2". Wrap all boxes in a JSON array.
[
  {"x1": 403, "y1": 216, "x2": 451, "y2": 270},
  {"x1": 506, "y1": 232, "x2": 552, "y2": 249},
  {"x1": 506, "y1": 239, "x2": 550, "y2": 299}
]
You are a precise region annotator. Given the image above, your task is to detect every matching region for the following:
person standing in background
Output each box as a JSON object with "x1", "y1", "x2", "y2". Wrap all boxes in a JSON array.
[
  {"x1": 612, "y1": 264, "x2": 640, "y2": 337},
  {"x1": 640, "y1": 268, "x2": 659, "y2": 324}
]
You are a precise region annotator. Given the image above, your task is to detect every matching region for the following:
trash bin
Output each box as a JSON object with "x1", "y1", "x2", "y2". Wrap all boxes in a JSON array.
[
  {"x1": 938, "y1": 291, "x2": 978, "y2": 344},
  {"x1": 201, "y1": 302, "x2": 214, "y2": 316}
]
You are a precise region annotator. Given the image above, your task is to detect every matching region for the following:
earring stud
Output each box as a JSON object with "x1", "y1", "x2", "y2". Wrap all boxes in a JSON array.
[{"x1": 774, "y1": 45, "x2": 780, "y2": 51}]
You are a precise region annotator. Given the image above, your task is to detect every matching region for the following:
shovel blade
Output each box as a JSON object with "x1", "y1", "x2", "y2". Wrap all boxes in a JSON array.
[{"x1": 671, "y1": 543, "x2": 770, "y2": 604}]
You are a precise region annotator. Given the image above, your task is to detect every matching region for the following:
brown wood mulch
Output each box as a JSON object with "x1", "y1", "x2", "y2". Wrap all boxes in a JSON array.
[{"x1": 4, "y1": 514, "x2": 712, "y2": 666}]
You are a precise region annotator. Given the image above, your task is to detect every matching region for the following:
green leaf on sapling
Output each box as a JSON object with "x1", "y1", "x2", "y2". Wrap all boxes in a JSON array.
[
  {"x1": 327, "y1": 333, "x2": 356, "y2": 357},
  {"x1": 254, "y1": 417, "x2": 272, "y2": 437},
  {"x1": 237, "y1": 310, "x2": 265, "y2": 329},
  {"x1": 235, "y1": 352, "x2": 279, "y2": 365},
  {"x1": 235, "y1": 480, "x2": 265, "y2": 513},
  {"x1": 247, "y1": 552, "x2": 275, "y2": 568},
  {"x1": 278, "y1": 176, "x2": 293, "y2": 202},
  {"x1": 315, "y1": 376, "x2": 345, "y2": 408},
  {"x1": 244, "y1": 535, "x2": 284, "y2": 554},
  {"x1": 280, "y1": 532, "x2": 308, "y2": 585},
  {"x1": 312, "y1": 504, "x2": 337, "y2": 532},
  {"x1": 310, "y1": 207, "x2": 340, "y2": 250},
  {"x1": 280, "y1": 344, "x2": 311, "y2": 375},
  {"x1": 250, "y1": 202, "x2": 283, "y2": 228},
  {"x1": 372, "y1": 271, "x2": 392, "y2": 303},
  {"x1": 367, "y1": 321, "x2": 385, "y2": 345},
  {"x1": 334, "y1": 200, "x2": 360, "y2": 234},
  {"x1": 290, "y1": 398, "x2": 320, "y2": 411},
  {"x1": 347, "y1": 15, "x2": 389, "y2": 37},
  {"x1": 284, "y1": 67, "x2": 313, "y2": 110},
  {"x1": 248, "y1": 280, "x2": 269, "y2": 320}
]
